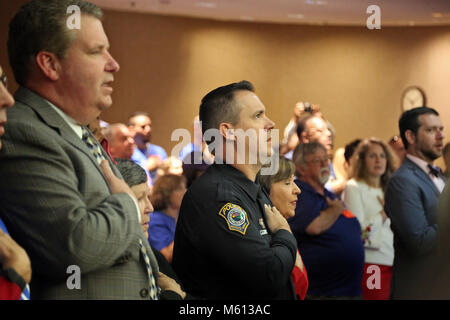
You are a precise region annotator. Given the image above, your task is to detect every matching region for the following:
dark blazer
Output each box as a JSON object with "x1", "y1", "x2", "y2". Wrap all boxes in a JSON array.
[
  {"x1": 430, "y1": 179, "x2": 450, "y2": 298},
  {"x1": 385, "y1": 157, "x2": 443, "y2": 299},
  {"x1": 0, "y1": 87, "x2": 159, "y2": 299}
]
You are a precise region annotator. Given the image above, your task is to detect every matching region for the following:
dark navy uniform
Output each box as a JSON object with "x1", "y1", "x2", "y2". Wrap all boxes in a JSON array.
[{"x1": 173, "y1": 163, "x2": 297, "y2": 299}]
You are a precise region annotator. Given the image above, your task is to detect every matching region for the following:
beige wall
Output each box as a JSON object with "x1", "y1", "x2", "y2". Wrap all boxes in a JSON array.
[{"x1": 1, "y1": 3, "x2": 449, "y2": 166}]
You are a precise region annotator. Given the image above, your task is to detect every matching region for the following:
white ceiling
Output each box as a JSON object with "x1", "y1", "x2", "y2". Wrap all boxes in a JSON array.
[{"x1": 90, "y1": 0, "x2": 450, "y2": 26}]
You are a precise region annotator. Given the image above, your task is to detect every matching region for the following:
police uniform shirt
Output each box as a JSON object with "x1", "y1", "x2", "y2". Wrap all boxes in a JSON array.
[{"x1": 173, "y1": 163, "x2": 297, "y2": 299}]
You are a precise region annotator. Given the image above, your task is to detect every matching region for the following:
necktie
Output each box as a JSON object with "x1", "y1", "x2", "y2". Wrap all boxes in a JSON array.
[
  {"x1": 81, "y1": 127, "x2": 158, "y2": 298},
  {"x1": 428, "y1": 164, "x2": 442, "y2": 178},
  {"x1": 139, "y1": 239, "x2": 159, "y2": 300},
  {"x1": 81, "y1": 127, "x2": 105, "y2": 165}
]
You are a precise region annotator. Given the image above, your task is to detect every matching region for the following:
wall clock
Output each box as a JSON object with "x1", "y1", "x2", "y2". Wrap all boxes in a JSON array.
[{"x1": 401, "y1": 86, "x2": 426, "y2": 111}]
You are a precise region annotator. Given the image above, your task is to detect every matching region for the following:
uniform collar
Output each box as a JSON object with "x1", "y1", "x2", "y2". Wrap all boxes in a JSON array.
[{"x1": 212, "y1": 163, "x2": 261, "y2": 201}]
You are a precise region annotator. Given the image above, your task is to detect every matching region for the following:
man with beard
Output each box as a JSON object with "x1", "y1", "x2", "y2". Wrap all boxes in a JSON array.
[
  {"x1": 289, "y1": 141, "x2": 364, "y2": 299},
  {"x1": 385, "y1": 106, "x2": 446, "y2": 299},
  {"x1": 295, "y1": 115, "x2": 346, "y2": 196}
]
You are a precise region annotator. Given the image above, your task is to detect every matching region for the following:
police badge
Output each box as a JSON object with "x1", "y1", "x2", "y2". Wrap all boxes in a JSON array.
[{"x1": 218, "y1": 203, "x2": 250, "y2": 235}]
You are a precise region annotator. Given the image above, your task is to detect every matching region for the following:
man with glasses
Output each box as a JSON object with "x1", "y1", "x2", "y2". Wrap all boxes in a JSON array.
[
  {"x1": 296, "y1": 115, "x2": 346, "y2": 196},
  {"x1": 289, "y1": 141, "x2": 364, "y2": 299}
]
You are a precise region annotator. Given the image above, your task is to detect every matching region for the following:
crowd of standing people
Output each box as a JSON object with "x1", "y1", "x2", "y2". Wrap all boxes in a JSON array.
[{"x1": 1, "y1": 0, "x2": 449, "y2": 301}]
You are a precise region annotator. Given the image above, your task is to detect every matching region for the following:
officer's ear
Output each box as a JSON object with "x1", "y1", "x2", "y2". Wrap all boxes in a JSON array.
[{"x1": 219, "y1": 122, "x2": 236, "y2": 141}]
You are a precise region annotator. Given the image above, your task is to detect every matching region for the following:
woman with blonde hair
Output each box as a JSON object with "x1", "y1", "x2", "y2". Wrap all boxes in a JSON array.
[{"x1": 342, "y1": 137, "x2": 398, "y2": 300}]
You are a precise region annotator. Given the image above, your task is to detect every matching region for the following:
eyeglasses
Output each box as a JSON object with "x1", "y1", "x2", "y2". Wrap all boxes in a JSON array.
[
  {"x1": 305, "y1": 157, "x2": 329, "y2": 165},
  {"x1": 0, "y1": 72, "x2": 7, "y2": 88}
]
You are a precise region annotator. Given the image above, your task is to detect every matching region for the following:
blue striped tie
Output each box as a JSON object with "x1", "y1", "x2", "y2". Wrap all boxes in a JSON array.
[
  {"x1": 139, "y1": 239, "x2": 159, "y2": 300},
  {"x1": 81, "y1": 127, "x2": 105, "y2": 165},
  {"x1": 81, "y1": 127, "x2": 158, "y2": 298}
]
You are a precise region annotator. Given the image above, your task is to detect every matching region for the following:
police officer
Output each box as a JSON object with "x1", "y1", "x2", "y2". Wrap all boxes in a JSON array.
[{"x1": 173, "y1": 80, "x2": 298, "y2": 299}]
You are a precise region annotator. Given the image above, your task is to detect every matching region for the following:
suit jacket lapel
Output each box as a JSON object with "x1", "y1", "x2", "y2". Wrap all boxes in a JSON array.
[
  {"x1": 404, "y1": 158, "x2": 440, "y2": 196},
  {"x1": 13, "y1": 87, "x2": 113, "y2": 179}
]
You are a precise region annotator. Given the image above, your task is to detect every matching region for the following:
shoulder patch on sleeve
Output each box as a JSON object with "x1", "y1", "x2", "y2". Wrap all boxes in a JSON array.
[{"x1": 218, "y1": 203, "x2": 250, "y2": 235}]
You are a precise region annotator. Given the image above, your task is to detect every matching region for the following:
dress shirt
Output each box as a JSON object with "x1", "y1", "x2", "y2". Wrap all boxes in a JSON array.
[{"x1": 406, "y1": 154, "x2": 445, "y2": 193}]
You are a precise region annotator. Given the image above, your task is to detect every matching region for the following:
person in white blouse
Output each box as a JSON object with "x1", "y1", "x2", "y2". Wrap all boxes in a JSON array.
[{"x1": 343, "y1": 138, "x2": 398, "y2": 300}]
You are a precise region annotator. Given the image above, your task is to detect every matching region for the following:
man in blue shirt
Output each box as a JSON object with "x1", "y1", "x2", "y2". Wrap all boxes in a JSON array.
[
  {"x1": 288, "y1": 141, "x2": 364, "y2": 299},
  {"x1": 295, "y1": 115, "x2": 346, "y2": 196},
  {"x1": 178, "y1": 115, "x2": 203, "y2": 161},
  {"x1": 128, "y1": 112, "x2": 168, "y2": 183}
]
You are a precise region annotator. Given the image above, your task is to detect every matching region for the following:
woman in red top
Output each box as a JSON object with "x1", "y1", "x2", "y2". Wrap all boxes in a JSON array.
[{"x1": 257, "y1": 156, "x2": 308, "y2": 299}]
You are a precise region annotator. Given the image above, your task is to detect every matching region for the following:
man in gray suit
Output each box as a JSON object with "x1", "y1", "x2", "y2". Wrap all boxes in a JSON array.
[
  {"x1": 0, "y1": 0, "x2": 160, "y2": 299},
  {"x1": 385, "y1": 106, "x2": 445, "y2": 299}
]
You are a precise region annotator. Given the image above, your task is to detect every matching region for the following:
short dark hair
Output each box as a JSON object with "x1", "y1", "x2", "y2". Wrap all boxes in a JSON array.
[
  {"x1": 199, "y1": 80, "x2": 254, "y2": 143},
  {"x1": 344, "y1": 139, "x2": 362, "y2": 163},
  {"x1": 8, "y1": 0, "x2": 103, "y2": 85},
  {"x1": 115, "y1": 159, "x2": 147, "y2": 187},
  {"x1": 399, "y1": 106, "x2": 439, "y2": 149}
]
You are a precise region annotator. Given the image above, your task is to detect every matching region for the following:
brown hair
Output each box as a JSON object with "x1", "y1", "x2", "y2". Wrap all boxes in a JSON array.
[
  {"x1": 8, "y1": 0, "x2": 103, "y2": 85},
  {"x1": 257, "y1": 156, "x2": 296, "y2": 193},
  {"x1": 353, "y1": 137, "x2": 398, "y2": 191},
  {"x1": 151, "y1": 174, "x2": 186, "y2": 211}
]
